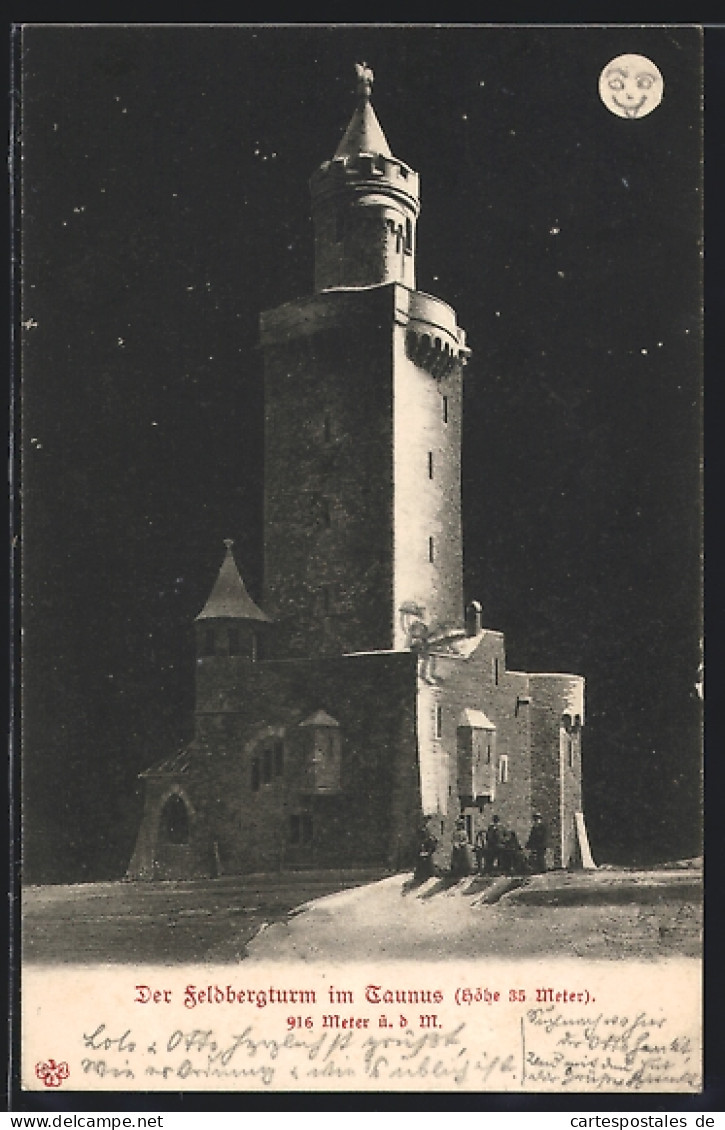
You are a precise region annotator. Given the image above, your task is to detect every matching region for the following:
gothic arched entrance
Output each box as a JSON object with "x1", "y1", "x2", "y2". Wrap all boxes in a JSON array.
[{"x1": 159, "y1": 793, "x2": 190, "y2": 845}]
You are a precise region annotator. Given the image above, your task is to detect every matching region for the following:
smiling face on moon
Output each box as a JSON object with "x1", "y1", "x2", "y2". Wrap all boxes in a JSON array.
[{"x1": 599, "y1": 54, "x2": 664, "y2": 119}]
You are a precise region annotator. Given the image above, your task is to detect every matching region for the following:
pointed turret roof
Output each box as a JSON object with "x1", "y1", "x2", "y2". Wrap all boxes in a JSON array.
[
  {"x1": 333, "y1": 61, "x2": 392, "y2": 160},
  {"x1": 196, "y1": 540, "x2": 271, "y2": 622},
  {"x1": 459, "y1": 709, "x2": 496, "y2": 731},
  {"x1": 334, "y1": 99, "x2": 392, "y2": 160},
  {"x1": 299, "y1": 710, "x2": 340, "y2": 728}
]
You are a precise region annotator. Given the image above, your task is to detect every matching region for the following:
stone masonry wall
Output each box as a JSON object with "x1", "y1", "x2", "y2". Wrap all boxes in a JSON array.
[
  {"x1": 529, "y1": 674, "x2": 584, "y2": 868},
  {"x1": 261, "y1": 286, "x2": 397, "y2": 659},
  {"x1": 172, "y1": 650, "x2": 421, "y2": 875},
  {"x1": 392, "y1": 293, "x2": 465, "y2": 644},
  {"x1": 424, "y1": 632, "x2": 533, "y2": 867},
  {"x1": 313, "y1": 198, "x2": 416, "y2": 292}
]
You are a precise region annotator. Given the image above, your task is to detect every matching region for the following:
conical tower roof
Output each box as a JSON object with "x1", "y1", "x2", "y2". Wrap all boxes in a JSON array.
[
  {"x1": 299, "y1": 709, "x2": 340, "y2": 728},
  {"x1": 333, "y1": 61, "x2": 393, "y2": 160},
  {"x1": 196, "y1": 540, "x2": 271, "y2": 622},
  {"x1": 334, "y1": 98, "x2": 392, "y2": 160}
]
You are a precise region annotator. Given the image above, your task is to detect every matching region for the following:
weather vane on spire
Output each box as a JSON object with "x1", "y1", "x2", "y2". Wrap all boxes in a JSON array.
[{"x1": 355, "y1": 61, "x2": 374, "y2": 99}]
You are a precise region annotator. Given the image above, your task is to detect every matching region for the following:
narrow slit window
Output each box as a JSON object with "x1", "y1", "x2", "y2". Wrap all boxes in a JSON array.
[
  {"x1": 405, "y1": 216, "x2": 413, "y2": 252},
  {"x1": 429, "y1": 536, "x2": 435, "y2": 563},
  {"x1": 434, "y1": 704, "x2": 443, "y2": 740},
  {"x1": 443, "y1": 395, "x2": 448, "y2": 424},
  {"x1": 498, "y1": 755, "x2": 509, "y2": 784},
  {"x1": 494, "y1": 657, "x2": 500, "y2": 686},
  {"x1": 428, "y1": 451, "x2": 434, "y2": 479}
]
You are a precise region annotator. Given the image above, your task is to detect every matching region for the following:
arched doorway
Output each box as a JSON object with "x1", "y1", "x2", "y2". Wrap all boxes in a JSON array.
[
  {"x1": 159, "y1": 793, "x2": 191, "y2": 845},
  {"x1": 152, "y1": 790, "x2": 199, "y2": 878}
]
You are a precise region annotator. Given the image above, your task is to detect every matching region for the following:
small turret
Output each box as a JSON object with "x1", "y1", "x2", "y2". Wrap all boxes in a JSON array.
[
  {"x1": 195, "y1": 539, "x2": 271, "y2": 661},
  {"x1": 310, "y1": 62, "x2": 420, "y2": 293},
  {"x1": 465, "y1": 600, "x2": 484, "y2": 637}
]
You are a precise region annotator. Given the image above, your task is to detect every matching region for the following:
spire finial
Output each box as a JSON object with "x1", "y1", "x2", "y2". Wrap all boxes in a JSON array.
[
  {"x1": 223, "y1": 538, "x2": 234, "y2": 550},
  {"x1": 355, "y1": 61, "x2": 374, "y2": 100}
]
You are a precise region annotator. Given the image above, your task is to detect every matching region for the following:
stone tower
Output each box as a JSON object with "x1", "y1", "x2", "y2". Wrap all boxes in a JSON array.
[
  {"x1": 261, "y1": 64, "x2": 470, "y2": 660},
  {"x1": 127, "y1": 63, "x2": 590, "y2": 882}
]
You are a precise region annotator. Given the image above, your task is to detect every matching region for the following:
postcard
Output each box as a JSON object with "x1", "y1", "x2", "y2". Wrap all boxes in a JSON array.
[{"x1": 16, "y1": 23, "x2": 703, "y2": 1099}]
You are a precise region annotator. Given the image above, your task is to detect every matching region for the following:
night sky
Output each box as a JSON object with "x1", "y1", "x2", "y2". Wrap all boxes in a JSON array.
[{"x1": 19, "y1": 25, "x2": 703, "y2": 882}]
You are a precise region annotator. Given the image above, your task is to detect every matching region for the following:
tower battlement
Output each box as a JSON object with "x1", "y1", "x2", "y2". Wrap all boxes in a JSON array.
[{"x1": 397, "y1": 289, "x2": 471, "y2": 377}]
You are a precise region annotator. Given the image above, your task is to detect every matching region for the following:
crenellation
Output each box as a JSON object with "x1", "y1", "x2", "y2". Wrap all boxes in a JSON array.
[{"x1": 405, "y1": 329, "x2": 464, "y2": 378}]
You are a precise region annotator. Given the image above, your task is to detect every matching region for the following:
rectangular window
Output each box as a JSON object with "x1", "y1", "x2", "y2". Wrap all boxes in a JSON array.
[
  {"x1": 568, "y1": 736, "x2": 575, "y2": 769},
  {"x1": 494, "y1": 657, "x2": 500, "y2": 686},
  {"x1": 428, "y1": 451, "x2": 434, "y2": 479},
  {"x1": 486, "y1": 739, "x2": 491, "y2": 766},
  {"x1": 434, "y1": 704, "x2": 443, "y2": 740},
  {"x1": 498, "y1": 755, "x2": 509, "y2": 784},
  {"x1": 251, "y1": 758, "x2": 260, "y2": 792},
  {"x1": 443, "y1": 396, "x2": 448, "y2": 424},
  {"x1": 429, "y1": 536, "x2": 435, "y2": 563},
  {"x1": 405, "y1": 217, "x2": 413, "y2": 253}
]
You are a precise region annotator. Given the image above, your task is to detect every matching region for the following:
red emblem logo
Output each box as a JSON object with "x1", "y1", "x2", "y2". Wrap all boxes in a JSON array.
[{"x1": 35, "y1": 1059, "x2": 70, "y2": 1087}]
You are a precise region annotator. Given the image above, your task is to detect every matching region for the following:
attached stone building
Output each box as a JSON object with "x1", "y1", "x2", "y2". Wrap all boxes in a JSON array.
[{"x1": 128, "y1": 66, "x2": 589, "y2": 881}]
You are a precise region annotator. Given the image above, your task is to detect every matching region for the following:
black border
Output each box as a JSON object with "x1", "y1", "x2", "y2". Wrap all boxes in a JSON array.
[{"x1": 8, "y1": 17, "x2": 722, "y2": 1115}]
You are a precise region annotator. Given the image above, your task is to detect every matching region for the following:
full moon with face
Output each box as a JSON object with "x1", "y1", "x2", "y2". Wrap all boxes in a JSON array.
[{"x1": 599, "y1": 54, "x2": 664, "y2": 119}]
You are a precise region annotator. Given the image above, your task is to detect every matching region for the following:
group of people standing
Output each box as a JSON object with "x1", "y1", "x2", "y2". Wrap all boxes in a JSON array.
[{"x1": 415, "y1": 812, "x2": 548, "y2": 881}]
